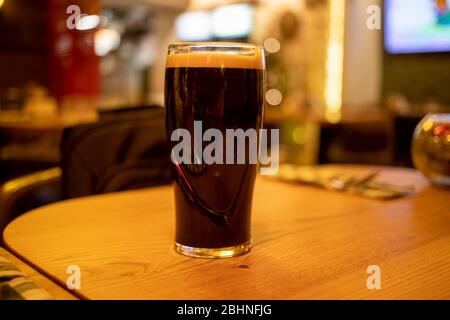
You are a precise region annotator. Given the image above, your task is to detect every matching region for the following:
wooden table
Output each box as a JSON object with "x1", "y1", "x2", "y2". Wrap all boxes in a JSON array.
[
  {"x1": 0, "y1": 112, "x2": 98, "y2": 143},
  {"x1": 0, "y1": 247, "x2": 77, "y2": 300},
  {"x1": 3, "y1": 165, "x2": 450, "y2": 299},
  {"x1": 0, "y1": 112, "x2": 97, "y2": 164},
  {"x1": 0, "y1": 111, "x2": 82, "y2": 134}
]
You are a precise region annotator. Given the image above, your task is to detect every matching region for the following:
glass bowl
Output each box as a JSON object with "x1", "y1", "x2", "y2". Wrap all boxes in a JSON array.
[{"x1": 412, "y1": 113, "x2": 450, "y2": 188}]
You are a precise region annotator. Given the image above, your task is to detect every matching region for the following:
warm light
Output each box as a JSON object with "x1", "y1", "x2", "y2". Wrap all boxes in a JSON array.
[
  {"x1": 175, "y1": 11, "x2": 211, "y2": 41},
  {"x1": 266, "y1": 89, "x2": 283, "y2": 106},
  {"x1": 218, "y1": 250, "x2": 235, "y2": 257},
  {"x1": 95, "y1": 29, "x2": 120, "y2": 56},
  {"x1": 292, "y1": 127, "x2": 306, "y2": 145},
  {"x1": 422, "y1": 118, "x2": 434, "y2": 132},
  {"x1": 324, "y1": 0, "x2": 345, "y2": 123},
  {"x1": 264, "y1": 38, "x2": 281, "y2": 54},
  {"x1": 211, "y1": 4, "x2": 253, "y2": 38},
  {"x1": 0, "y1": 0, "x2": 5, "y2": 10},
  {"x1": 76, "y1": 15, "x2": 100, "y2": 31}
]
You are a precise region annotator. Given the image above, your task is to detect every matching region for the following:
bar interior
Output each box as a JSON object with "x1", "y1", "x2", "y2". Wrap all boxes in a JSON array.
[{"x1": 0, "y1": 0, "x2": 449, "y2": 301}]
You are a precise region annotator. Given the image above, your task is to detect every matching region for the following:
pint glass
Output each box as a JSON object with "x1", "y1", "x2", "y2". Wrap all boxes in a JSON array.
[{"x1": 165, "y1": 42, "x2": 265, "y2": 258}]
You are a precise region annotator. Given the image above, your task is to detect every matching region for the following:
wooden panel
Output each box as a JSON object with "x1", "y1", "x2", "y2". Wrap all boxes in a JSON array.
[{"x1": 3, "y1": 165, "x2": 450, "y2": 299}]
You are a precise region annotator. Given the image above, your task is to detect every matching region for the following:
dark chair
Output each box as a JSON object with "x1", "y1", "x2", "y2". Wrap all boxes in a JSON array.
[
  {"x1": 0, "y1": 105, "x2": 172, "y2": 233},
  {"x1": 61, "y1": 106, "x2": 171, "y2": 199},
  {"x1": 0, "y1": 159, "x2": 56, "y2": 184},
  {"x1": 0, "y1": 168, "x2": 62, "y2": 232}
]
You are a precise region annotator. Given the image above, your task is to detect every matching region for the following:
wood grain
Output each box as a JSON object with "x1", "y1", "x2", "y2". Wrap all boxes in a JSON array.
[
  {"x1": 0, "y1": 247, "x2": 77, "y2": 300},
  {"x1": 3, "y1": 165, "x2": 450, "y2": 299}
]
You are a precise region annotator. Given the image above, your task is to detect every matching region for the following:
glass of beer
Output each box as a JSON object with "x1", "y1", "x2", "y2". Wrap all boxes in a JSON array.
[{"x1": 165, "y1": 42, "x2": 265, "y2": 258}]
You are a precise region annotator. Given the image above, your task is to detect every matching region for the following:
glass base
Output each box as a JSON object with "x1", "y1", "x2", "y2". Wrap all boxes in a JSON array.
[{"x1": 174, "y1": 241, "x2": 251, "y2": 259}]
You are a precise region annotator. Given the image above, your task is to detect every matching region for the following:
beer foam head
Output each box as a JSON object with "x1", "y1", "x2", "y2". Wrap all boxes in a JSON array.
[{"x1": 166, "y1": 42, "x2": 265, "y2": 70}]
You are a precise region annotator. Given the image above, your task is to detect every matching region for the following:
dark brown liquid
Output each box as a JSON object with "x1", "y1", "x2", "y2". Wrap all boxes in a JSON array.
[{"x1": 165, "y1": 67, "x2": 264, "y2": 248}]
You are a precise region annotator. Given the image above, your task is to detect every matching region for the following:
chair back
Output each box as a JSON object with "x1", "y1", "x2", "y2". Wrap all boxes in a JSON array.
[{"x1": 60, "y1": 105, "x2": 171, "y2": 199}]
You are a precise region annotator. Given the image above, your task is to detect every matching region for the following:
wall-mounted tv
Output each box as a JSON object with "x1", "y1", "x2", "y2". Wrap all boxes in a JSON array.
[{"x1": 385, "y1": 0, "x2": 450, "y2": 54}]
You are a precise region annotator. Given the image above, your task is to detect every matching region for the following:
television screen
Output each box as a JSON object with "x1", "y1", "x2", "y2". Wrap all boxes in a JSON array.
[{"x1": 385, "y1": 0, "x2": 450, "y2": 54}]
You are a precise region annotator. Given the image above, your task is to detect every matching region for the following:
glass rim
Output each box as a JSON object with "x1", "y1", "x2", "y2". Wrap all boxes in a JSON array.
[
  {"x1": 168, "y1": 42, "x2": 263, "y2": 51},
  {"x1": 423, "y1": 113, "x2": 450, "y2": 121},
  {"x1": 166, "y1": 42, "x2": 265, "y2": 69}
]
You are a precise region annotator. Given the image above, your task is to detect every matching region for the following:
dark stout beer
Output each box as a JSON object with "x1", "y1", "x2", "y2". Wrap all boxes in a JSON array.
[{"x1": 165, "y1": 44, "x2": 265, "y2": 257}]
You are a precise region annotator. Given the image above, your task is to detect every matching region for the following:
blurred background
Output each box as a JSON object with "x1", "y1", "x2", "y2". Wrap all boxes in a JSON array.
[{"x1": 0, "y1": 0, "x2": 449, "y2": 230}]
